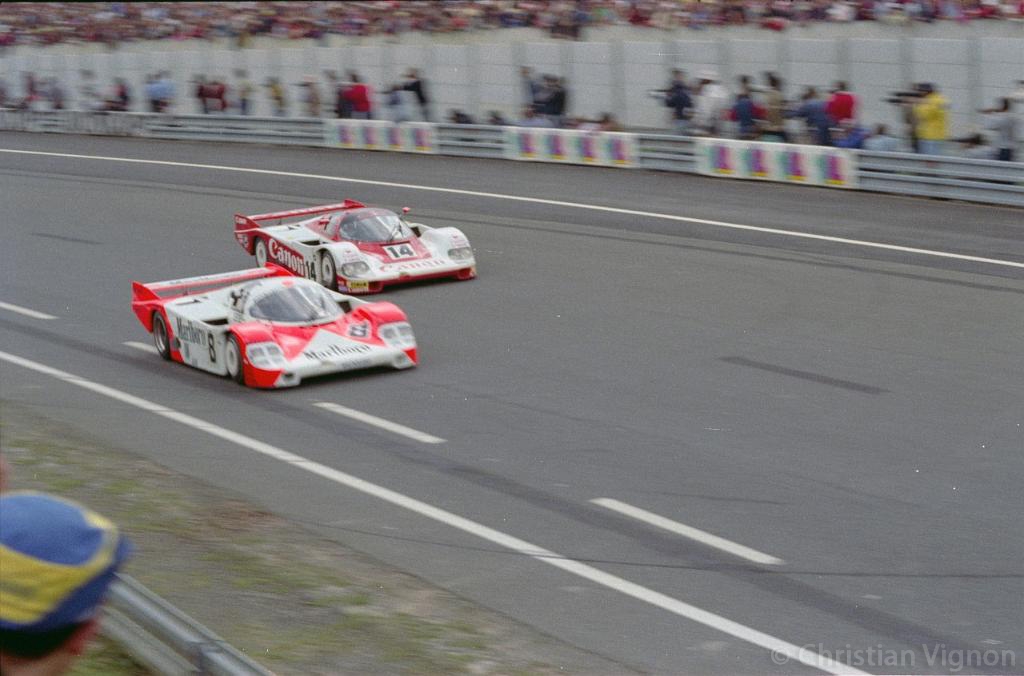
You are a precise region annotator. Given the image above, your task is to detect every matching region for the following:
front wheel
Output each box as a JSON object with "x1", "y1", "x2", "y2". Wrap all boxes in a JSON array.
[
  {"x1": 254, "y1": 238, "x2": 268, "y2": 268},
  {"x1": 320, "y1": 252, "x2": 338, "y2": 290},
  {"x1": 224, "y1": 335, "x2": 245, "y2": 385},
  {"x1": 152, "y1": 312, "x2": 171, "y2": 360}
]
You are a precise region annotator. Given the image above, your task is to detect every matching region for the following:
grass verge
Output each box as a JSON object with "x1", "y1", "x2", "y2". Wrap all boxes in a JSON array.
[{"x1": 1, "y1": 400, "x2": 630, "y2": 675}]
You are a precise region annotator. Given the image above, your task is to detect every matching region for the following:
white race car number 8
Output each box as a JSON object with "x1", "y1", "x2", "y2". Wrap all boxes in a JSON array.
[{"x1": 383, "y1": 244, "x2": 416, "y2": 260}]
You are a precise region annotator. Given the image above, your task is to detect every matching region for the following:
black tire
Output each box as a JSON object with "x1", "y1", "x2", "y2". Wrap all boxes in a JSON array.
[
  {"x1": 224, "y1": 335, "x2": 245, "y2": 385},
  {"x1": 152, "y1": 312, "x2": 171, "y2": 360},
  {"x1": 320, "y1": 251, "x2": 338, "y2": 290},
  {"x1": 254, "y1": 238, "x2": 268, "y2": 268}
]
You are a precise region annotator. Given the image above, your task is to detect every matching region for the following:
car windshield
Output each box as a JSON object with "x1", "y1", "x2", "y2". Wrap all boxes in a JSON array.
[
  {"x1": 249, "y1": 284, "x2": 342, "y2": 324},
  {"x1": 335, "y1": 208, "x2": 410, "y2": 242}
]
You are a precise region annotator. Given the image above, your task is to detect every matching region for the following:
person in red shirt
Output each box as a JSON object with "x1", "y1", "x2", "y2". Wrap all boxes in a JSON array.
[
  {"x1": 208, "y1": 79, "x2": 227, "y2": 113},
  {"x1": 343, "y1": 71, "x2": 373, "y2": 119},
  {"x1": 826, "y1": 81, "x2": 857, "y2": 124}
]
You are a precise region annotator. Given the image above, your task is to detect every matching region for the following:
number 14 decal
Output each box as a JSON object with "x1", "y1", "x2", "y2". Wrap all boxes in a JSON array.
[{"x1": 383, "y1": 243, "x2": 416, "y2": 260}]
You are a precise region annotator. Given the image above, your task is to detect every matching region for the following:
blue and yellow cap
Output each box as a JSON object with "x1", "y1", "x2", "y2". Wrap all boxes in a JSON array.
[{"x1": 0, "y1": 491, "x2": 131, "y2": 632}]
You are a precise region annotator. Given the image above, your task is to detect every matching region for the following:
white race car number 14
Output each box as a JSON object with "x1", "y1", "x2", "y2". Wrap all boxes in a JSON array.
[{"x1": 383, "y1": 244, "x2": 416, "y2": 260}]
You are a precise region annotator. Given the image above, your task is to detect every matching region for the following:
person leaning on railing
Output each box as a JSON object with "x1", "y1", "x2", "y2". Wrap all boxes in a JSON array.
[
  {"x1": 759, "y1": 72, "x2": 788, "y2": 142},
  {"x1": 979, "y1": 97, "x2": 1018, "y2": 162},
  {"x1": 861, "y1": 124, "x2": 902, "y2": 152},
  {"x1": 0, "y1": 492, "x2": 131, "y2": 676}
]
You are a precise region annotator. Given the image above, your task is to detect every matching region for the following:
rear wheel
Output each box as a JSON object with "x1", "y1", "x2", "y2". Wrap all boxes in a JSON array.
[
  {"x1": 320, "y1": 252, "x2": 338, "y2": 290},
  {"x1": 254, "y1": 238, "x2": 268, "y2": 268},
  {"x1": 151, "y1": 312, "x2": 171, "y2": 360},
  {"x1": 225, "y1": 335, "x2": 245, "y2": 385}
]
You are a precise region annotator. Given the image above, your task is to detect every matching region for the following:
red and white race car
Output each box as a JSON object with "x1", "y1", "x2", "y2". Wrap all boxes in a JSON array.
[
  {"x1": 131, "y1": 265, "x2": 417, "y2": 388},
  {"x1": 233, "y1": 201, "x2": 476, "y2": 294}
]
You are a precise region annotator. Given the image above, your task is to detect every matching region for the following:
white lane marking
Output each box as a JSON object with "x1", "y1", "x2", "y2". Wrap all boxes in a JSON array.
[
  {"x1": 0, "y1": 301, "x2": 57, "y2": 320},
  {"x1": 123, "y1": 341, "x2": 158, "y2": 354},
  {"x1": 592, "y1": 498, "x2": 785, "y2": 566},
  {"x1": 0, "y1": 349, "x2": 863, "y2": 676},
  {"x1": 313, "y1": 401, "x2": 445, "y2": 444},
  {"x1": 2, "y1": 148, "x2": 1022, "y2": 271}
]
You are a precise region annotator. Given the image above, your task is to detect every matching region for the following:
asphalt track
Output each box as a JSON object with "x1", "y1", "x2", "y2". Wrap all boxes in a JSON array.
[{"x1": 1, "y1": 132, "x2": 1022, "y2": 675}]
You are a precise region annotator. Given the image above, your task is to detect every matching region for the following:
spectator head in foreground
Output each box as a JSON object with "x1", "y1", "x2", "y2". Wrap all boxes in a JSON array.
[{"x1": 0, "y1": 492, "x2": 131, "y2": 676}]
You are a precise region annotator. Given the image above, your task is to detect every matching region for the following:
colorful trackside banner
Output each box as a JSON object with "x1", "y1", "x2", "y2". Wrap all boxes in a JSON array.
[
  {"x1": 502, "y1": 128, "x2": 638, "y2": 168},
  {"x1": 323, "y1": 120, "x2": 437, "y2": 154},
  {"x1": 694, "y1": 138, "x2": 858, "y2": 189}
]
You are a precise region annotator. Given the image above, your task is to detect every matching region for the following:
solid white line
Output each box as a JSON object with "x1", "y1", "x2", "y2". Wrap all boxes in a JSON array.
[
  {"x1": 0, "y1": 301, "x2": 56, "y2": 320},
  {"x1": 2, "y1": 148, "x2": 1021, "y2": 271},
  {"x1": 0, "y1": 348, "x2": 864, "y2": 675},
  {"x1": 313, "y1": 401, "x2": 445, "y2": 444},
  {"x1": 123, "y1": 341, "x2": 158, "y2": 354},
  {"x1": 592, "y1": 498, "x2": 785, "y2": 566}
]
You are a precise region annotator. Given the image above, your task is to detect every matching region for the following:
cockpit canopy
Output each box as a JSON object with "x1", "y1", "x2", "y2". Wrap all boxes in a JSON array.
[
  {"x1": 327, "y1": 208, "x2": 412, "y2": 242},
  {"x1": 245, "y1": 279, "x2": 342, "y2": 324}
]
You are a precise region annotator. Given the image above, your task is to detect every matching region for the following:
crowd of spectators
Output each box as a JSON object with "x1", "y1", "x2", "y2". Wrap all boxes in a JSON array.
[
  {"x1": 2, "y1": 0, "x2": 1024, "y2": 51},
  {"x1": 2, "y1": 62, "x2": 1020, "y2": 159},
  {"x1": 0, "y1": 64, "x2": 633, "y2": 133},
  {"x1": 509, "y1": 66, "x2": 624, "y2": 130},
  {"x1": 651, "y1": 70, "x2": 1022, "y2": 159}
]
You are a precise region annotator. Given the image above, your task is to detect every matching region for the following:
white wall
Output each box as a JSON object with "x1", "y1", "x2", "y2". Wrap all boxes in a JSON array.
[{"x1": 3, "y1": 32, "x2": 1022, "y2": 136}]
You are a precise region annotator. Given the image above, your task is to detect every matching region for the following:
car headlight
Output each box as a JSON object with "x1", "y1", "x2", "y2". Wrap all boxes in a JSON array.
[
  {"x1": 448, "y1": 247, "x2": 474, "y2": 261},
  {"x1": 378, "y1": 322, "x2": 416, "y2": 349},
  {"x1": 341, "y1": 261, "x2": 370, "y2": 277},
  {"x1": 246, "y1": 342, "x2": 286, "y2": 369}
]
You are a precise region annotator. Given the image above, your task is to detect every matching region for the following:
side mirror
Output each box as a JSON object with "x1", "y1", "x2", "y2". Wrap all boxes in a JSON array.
[{"x1": 402, "y1": 207, "x2": 411, "y2": 215}]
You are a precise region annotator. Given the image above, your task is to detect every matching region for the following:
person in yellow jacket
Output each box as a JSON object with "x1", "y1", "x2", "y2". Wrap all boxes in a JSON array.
[{"x1": 913, "y1": 83, "x2": 949, "y2": 156}]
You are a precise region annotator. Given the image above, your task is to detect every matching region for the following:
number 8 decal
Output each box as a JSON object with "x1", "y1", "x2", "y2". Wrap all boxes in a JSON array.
[{"x1": 208, "y1": 333, "x2": 217, "y2": 363}]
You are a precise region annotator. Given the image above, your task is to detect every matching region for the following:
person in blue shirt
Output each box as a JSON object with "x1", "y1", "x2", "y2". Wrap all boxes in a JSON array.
[
  {"x1": 732, "y1": 87, "x2": 758, "y2": 139},
  {"x1": 788, "y1": 86, "x2": 832, "y2": 146},
  {"x1": 153, "y1": 71, "x2": 175, "y2": 113},
  {"x1": 833, "y1": 121, "x2": 869, "y2": 149},
  {"x1": 662, "y1": 69, "x2": 692, "y2": 135}
]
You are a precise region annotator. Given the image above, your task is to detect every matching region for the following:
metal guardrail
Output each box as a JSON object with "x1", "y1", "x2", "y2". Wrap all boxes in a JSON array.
[
  {"x1": 435, "y1": 122, "x2": 506, "y2": 159},
  {"x1": 857, "y1": 150, "x2": 1024, "y2": 207},
  {"x1": 637, "y1": 133, "x2": 699, "y2": 173},
  {"x1": 145, "y1": 114, "x2": 325, "y2": 145},
  {"x1": 103, "y1": 574, "x2": 272, "y2": 675},
  {"x1": 2, "y1": 110, "x2": 1021, "y2": 207}
]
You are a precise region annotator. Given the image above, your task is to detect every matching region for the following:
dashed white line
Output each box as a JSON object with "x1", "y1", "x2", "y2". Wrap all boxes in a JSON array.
[
  {"x1": 0, "y1": 348, "x2": 863, "y2": 675},
  {"x1": 592, "y1": 498, "x2": 785, "y2": 566},
  {"x1": 2, "y1": 148, "x2": 1022, "y2": 270},
  {"x1": 313, "y1": 401, "x2": 445, "y2": 444},
  {"x1": 123, "y1": 341, "x2": 158, "y2": 354},
  {"x1": 0, "y1": 301, "x2": 56, "y2": 320}
]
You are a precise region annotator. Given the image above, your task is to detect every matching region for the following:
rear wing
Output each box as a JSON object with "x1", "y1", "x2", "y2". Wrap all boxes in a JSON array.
[
  {"x1": 233, "y1": 200, "x2": 366, "y2": 235},
  {"x1": 131, "y1": 264, "x2": 291, "y2": 303}
]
